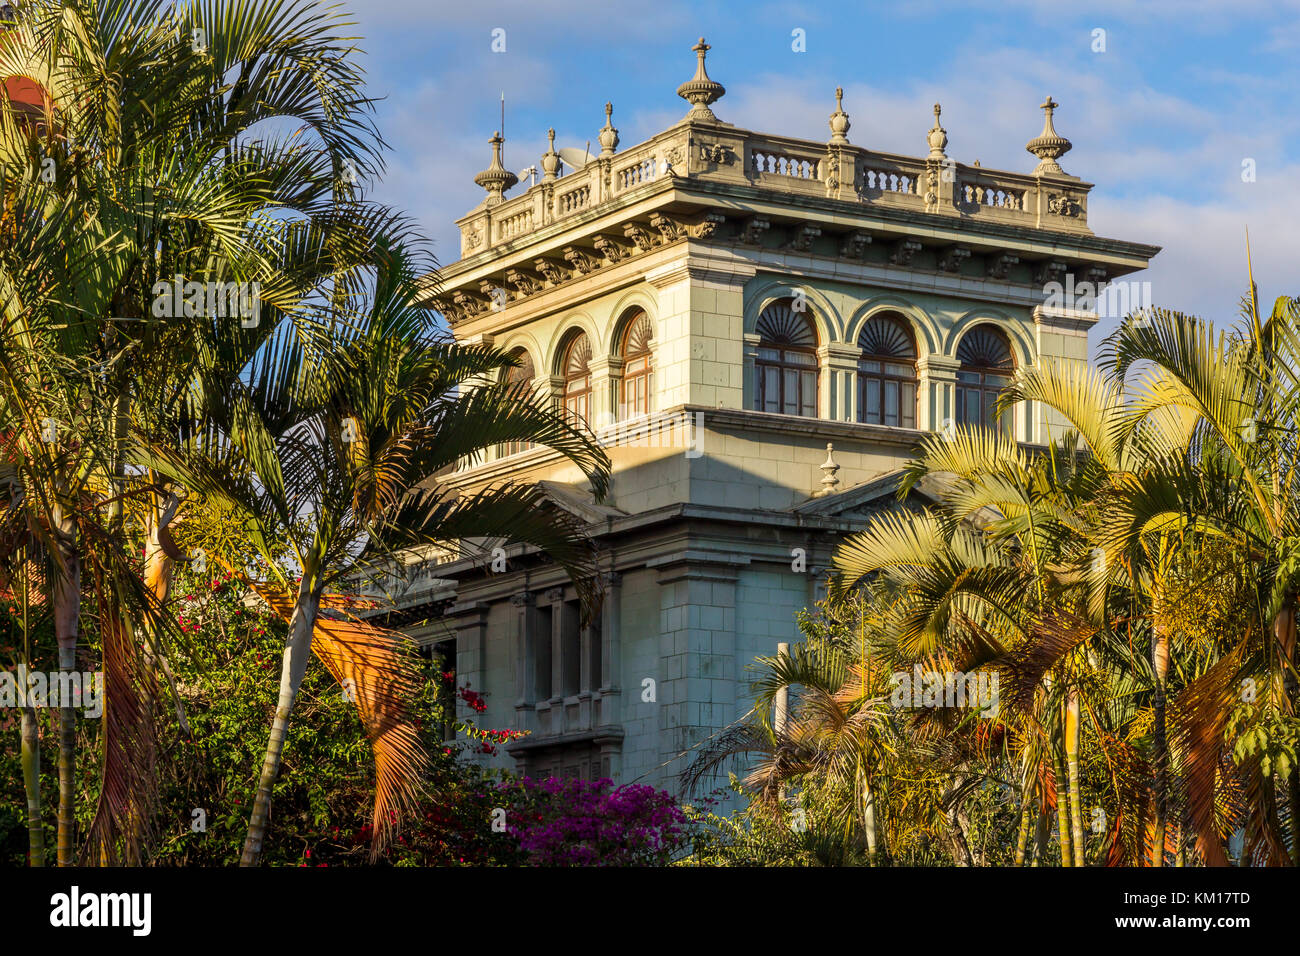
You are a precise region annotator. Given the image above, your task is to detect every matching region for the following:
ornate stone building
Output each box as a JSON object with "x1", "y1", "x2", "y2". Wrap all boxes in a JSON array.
[{"x1": 383, "y1": 39, "x2": 1159, "y2": 793}]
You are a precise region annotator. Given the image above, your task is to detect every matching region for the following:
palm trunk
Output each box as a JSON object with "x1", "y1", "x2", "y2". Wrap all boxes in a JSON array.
[
  {"x1": 1151, "y1": 624, "x2": 1170, "y2": 867},
  {"x1": 130, "y1": 497, "x2": 174, "y2": 863},
  {"x1": 859, "y1": 769, "x2": 879, "y2": 865},
  {"x1": 1032, "y1": 805, "x2": 1049, "y2": 866},
  {"x1": 51, "y1": 505, "x2": 80, "y2": 867},
  {"x1": 1053, "y1": 742, "x2": 1073, "y2": 866},
  {"x1": 21, "y1": 705, "x2": 44, "y2": 866},
  {"x1": 942, "y1": 775, "x2": 975, "y2": 866},
  {"x1": 1014, "y1": 802, "x2": 1032, "y2": 866},
  {"x1": 946, "y1": 806, "x2": 974, "y2": 866},
  {"x1": 240, "y1": 584, "x2": 319, "y2": 866},
  {"x1": 1066, "y1": 689, "x2": 1085, "y2": 867},
  {"x1": 1273, "y1": 595, "x2": 1297, "y2": 866}
]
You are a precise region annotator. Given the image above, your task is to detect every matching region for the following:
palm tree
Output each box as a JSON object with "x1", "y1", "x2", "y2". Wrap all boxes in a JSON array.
[
  {"x1": 144, "y1": 243, "x2": 613, "y2": 864},
  {"x1": 998, "y1": 301, "x2": 1300, "y2": 865},
  {"x1": 1097, "y1": 302, "x2": 1300, "y2": 864},
  {"x1": 2, "y1": 0, "x2": 394, "y2": 863}
]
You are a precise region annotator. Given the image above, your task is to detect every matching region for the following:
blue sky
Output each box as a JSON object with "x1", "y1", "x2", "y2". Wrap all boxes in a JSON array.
[{"x1": 347, "y1": 0, "x2": 1300, "y2": 349}]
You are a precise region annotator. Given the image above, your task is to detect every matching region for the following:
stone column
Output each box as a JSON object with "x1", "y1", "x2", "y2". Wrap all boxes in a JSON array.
[
  {"x1": 1032, "y1": 304, "x2": 1096, "y2": 444},
  {"x1": 646, "y1": 255, "x2": 754, "y2": 411},
  {"x1": 597, "y1": 572, "x2": 622, "y2": 726},
  {"x1": 743, "y1": 333, "x2": 761, "y2": 411},
  {"x1": 919, "y1": 354, "x2": 959, "y2": 433},
  {"x1": 511, "y1": 592, "x2": 536, "y2": 734},
  {"x1": 450, "y1": 600, "x2": 489, "y2": 725},
  {"x1": 823, "y1": 343, "x2": 861, "y2": 422},
  {"x1": 652, "y1": 558, "x2": 739, "y2": 789},
  {"x1": 588, "y1": 354, "x2": 615, "y2": 431},
  {"x1": 544, "y1": 586, "x2": 567, "y2": 736}
]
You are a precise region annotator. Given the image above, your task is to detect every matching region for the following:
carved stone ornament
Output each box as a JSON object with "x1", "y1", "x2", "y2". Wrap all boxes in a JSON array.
[
  {"x1": 562, "y1": 245, "x2": 601, "y2": 274},
  {"x1": 593, "y1": 234, "x2": 628, "y2": 262},
  {"x1": 689, "y1": 213, "x2": 726, "y2": 239},
  {"x1": 937, "y1": 245, "x2": 971, "y2": 273},
  {"x1": 1048, "y1": 193, "x2": 1081, "y2": 217},
  {"x1": 623, "y1": 222, "x2": 658, "y2": 252},
  {"x1": 890, "y1": 239, "x2": 922, "y2": 266},
  {"x1": 840, "y1": 230, "x2": 872, "y2": 259},
  {"x1": 788, "y1": 224, "x2": 822, "y2": 252},
  {"x1": 533, "y1": 258, "x2": 568, "y2": 285},
  {"x1": 987, "y1": 253, "x2": 1020, "y2": 279},
  {"x1": 649, "y1": 212, "x2": 685, "y2": 242},
  {"x1": 1035, "y1": 259, "x2": 1068, "y2": 284},
  {"x1": 505, "y1": 268, "x2": 543, "y2": 296},
  {"x1": 738, "y1": 216, "x2": 770, "y2": 245},
  {"x1": 699, "y1": 142, "x2": 734, "y2": 164}
]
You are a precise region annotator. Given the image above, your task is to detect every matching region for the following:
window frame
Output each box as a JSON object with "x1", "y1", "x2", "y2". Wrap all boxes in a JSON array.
[
  {"x1": 955, "y1": 325, "x2": 1015, "y2": 433},
  {"x1": 753, "y1": 300, "x2": 820, "y2": 418},
  {"x1": 856, "y1": 315, "x2": 918, "y2": 429},
  {"x1": 561, "y1": 333, "x2": 593, "y2": 425},
  {"x1": 618, "y1": 310, "x2": 654, "y2": 420}
]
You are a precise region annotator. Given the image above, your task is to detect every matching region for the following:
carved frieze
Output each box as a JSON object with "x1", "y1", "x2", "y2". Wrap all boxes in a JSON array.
[
  {"x1": 1048, "y1": 193, "x2": 1081, "y2": 217},
  {"x1": 690, "y1": 213, "x2": 726, "y2": 239}
]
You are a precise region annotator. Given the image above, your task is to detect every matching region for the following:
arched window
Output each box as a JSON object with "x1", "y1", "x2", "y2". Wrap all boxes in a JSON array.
[
  {"x1": 755, "y1": 299, "x2": 818, "y2": 417},
  {"x1": 956, "y1": 325, "x2": 1014, "y2": 431},
  {"x1": 618, "y1": 310, "x2": 653, "y2": 419},
  {"x1": 501, "y1": 348, "x2": 535, "y2": 457},
  {"x1": 561, "y1": 332, "x2": 593, "y2": 425},
  {"x1": 857, "y1": 314, "x2": 917, "y2": 428}
]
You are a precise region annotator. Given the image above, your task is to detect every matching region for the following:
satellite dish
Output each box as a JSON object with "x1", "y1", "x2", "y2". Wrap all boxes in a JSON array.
[{"x1": 558, "y1": 146, "x2": 592, "y2": 172}]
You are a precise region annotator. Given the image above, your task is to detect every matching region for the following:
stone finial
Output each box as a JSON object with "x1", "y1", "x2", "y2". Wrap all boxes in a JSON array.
[
  {"x1": 540, "y1": 127, "x2": 561, "y2": 181},
  {"x1": 473, "y1": 130, "x2": 518, "y2": 205},
  {"x1": 815, "y1": 443, "x2": 841, "y2": 497},
  {"x1": 827, "y1": 86, "x2": 851, "y2": 145},
  {"x1": 927, "y1": 102, "x2": 948, "y2": 160},
  {"x1": 1025, "y1": 95, "x2": 1072, "y2": 176},
  {"x1": 676, "y1": 37, "x2": 726, "y2": 121},
  {"x1": 598, "y1": 101, "x2": 620, "y2": 156}
]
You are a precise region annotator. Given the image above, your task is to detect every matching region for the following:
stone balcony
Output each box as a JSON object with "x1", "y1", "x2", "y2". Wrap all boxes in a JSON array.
[{"x1": 427, "y1": 39, "x2": 1154, "y2": 327}]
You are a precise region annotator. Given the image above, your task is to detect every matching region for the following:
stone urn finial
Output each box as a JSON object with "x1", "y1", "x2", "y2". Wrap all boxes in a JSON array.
[
  {"x1": 927, "y1": 102, "x2": 948, "y2": 160},
  {"x1": 1026, "y1": 95, "x2": 1072, "y2": 175},
  {"x1": 541, "y1": 127, "x2": 561, "y2": 181},
  {"x1": 677, "y1": 37, "x2": 726, "y2": 122},
  {"x1": 828, "y1": 86, "x2": 851, "y2": 145},
  {"x1": 599, "y1": 101, "x2": 620, "y2": 156},
  {"x1": 815, "y1": 443, "x2": 841, "y2": 497},
  {"x1": 473, "y1": 130, "x2": 518, "y2": 205}
]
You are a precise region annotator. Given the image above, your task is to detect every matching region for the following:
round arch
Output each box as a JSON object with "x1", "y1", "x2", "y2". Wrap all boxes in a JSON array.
[
  {"x1": 604, "y1": 288, "x2": 658, "y2": 357},
  {"x1": 844, "y1": 298, "x2": 940, "y2": 355},
  {"x1": 547, "y1": 313, "x2": 601, "y2": 377},
  {"x1": 944, "y1": 309, "x2": 1035, "y2": 367},
  {"x1": 495, "y1": 331, "x2": 544, "y2": 381},
  {"x1": 742, "y1": 278, "x2": 842, "y2": 345}
]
